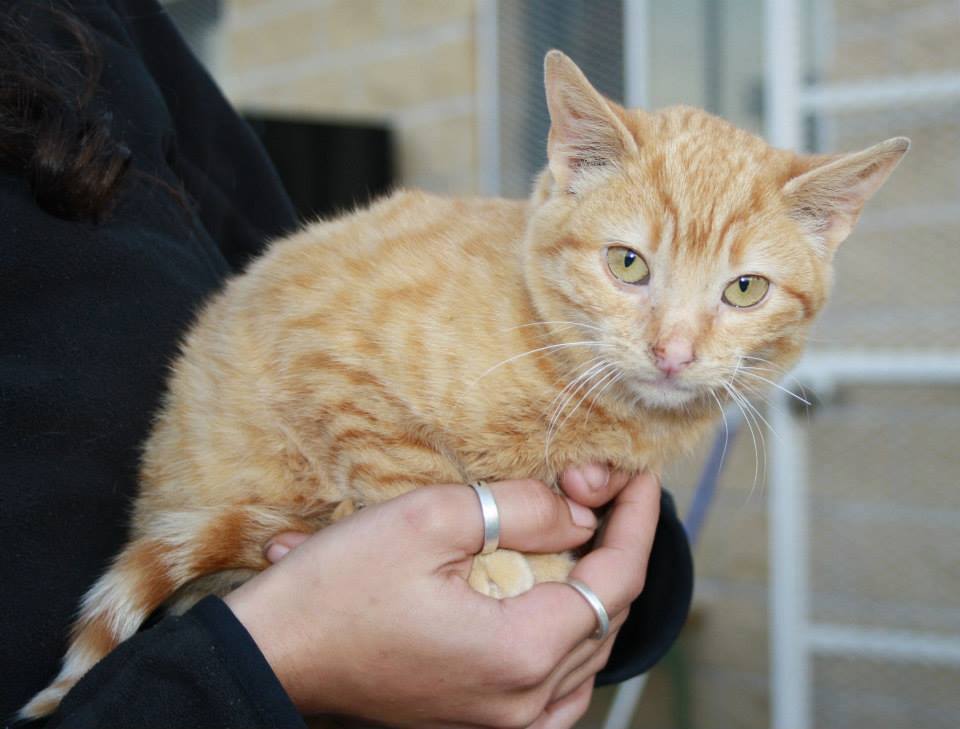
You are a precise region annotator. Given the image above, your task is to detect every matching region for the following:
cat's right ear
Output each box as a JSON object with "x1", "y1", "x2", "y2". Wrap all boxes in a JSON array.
[
  {"x1": 784, "y1": 136, "x2": 910, "y2": 255},
  {"x1": 544, "y1": 50, "x2": 639, "y2": 193}
]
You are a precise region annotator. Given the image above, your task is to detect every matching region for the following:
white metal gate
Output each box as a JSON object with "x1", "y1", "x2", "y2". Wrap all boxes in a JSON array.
[{"x1": 765, "y1": 2, "x2": 960, "y2": 728}]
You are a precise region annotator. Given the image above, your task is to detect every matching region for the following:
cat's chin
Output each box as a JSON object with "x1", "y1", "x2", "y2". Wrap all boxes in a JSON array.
[{"x1": 630, "y1": 378, "x2": 705, "y2": 411}]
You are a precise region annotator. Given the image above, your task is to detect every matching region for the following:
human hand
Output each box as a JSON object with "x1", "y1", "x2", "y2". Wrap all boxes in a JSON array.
[{"x1": 229, "y1": 470, "x2": 659, "y2": 728}]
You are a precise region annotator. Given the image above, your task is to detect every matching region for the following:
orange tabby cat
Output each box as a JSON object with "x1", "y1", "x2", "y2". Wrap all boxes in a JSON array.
[{"x1": 23, "y1": 50, "x2": 908, "y2": 719}]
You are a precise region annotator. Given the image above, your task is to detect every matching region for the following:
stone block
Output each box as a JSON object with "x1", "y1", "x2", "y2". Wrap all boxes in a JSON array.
[
  {"x1": 358, "y1": 39, "x2": 474, "y2": 111},
  {"x1": 379, "y1": 0, "x2": 475, "y2": 32},
  {"x1": 225, "y1": 5, "x2": 328, "y2": 74},
  {"x1": 397, "y1": 114, "x2": 476, "y2": 192}
]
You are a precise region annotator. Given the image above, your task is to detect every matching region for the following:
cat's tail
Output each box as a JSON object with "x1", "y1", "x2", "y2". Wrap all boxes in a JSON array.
[
  {"x1": 19, "y1": 504, "x2": 313, "y2": 720},
  {"x1": 19, "y1": 538, "x2": 181, "y2": 719}
]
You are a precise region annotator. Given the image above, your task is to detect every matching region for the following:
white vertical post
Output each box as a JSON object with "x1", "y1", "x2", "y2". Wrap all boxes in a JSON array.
[
  {"x1": 601, "y1": 6, "x2": 651, "y2": 729},
  {"x1": 603, "y1": 674, "x2": 648, "y2": 729},
  {"x1": 765, "y1": 1, "x2": 809, "y2": 726},
  {"x1": 475, "y1": 0, "x2": 500, "y2": 195},
  {"x1": 623, "y1": 0, "x2": 650, "y2": 109},
  {"x1": 765, "y1": 0, "x2": 802, "y2": 149},
  {"x1": 769, "y1": 389, "x2": 812, "y2": 729}
]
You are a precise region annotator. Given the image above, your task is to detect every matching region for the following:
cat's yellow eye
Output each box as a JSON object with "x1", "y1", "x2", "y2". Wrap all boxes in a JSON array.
[
  {"x1": 606, "y1": 246, "x2": 649, "y2": 285},
  {"x1": 723, "y1": 275, "x2": 770, "y2": 308}
]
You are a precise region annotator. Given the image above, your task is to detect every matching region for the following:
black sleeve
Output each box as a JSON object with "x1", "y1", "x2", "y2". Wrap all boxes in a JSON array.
[
  {"x1": 0, "y1": 0, "x2": 299, "y2": 724},
  {"x1": 596, "y1": 489, "x2": 693, "y2": 685},
  {"x1": 106, "y1": 0, "x2": 299, "y2": 269},
  {"x1": 47, "y1": 598, "x2": 305, "y2": 729}
]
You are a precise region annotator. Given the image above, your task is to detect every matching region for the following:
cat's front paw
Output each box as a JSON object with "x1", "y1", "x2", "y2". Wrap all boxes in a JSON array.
[
  {"x1": 468, "y1": 550, "x2": 534, "y2": 598},
  {"x1": 468, "y1": 550, "x2": 575, "y2": 598}
]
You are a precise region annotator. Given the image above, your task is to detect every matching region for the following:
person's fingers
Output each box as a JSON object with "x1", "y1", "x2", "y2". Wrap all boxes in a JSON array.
[
  {"x1": 498, "y1": 584, "x2": 628, "y2": 694},
  {"x1": 539, "y1": 607, "x2": 625, "y2": 698},
  {"x1": 560, "y1": 464, "x2": 632, "y2": 508},
  {"x1": 547, "y1": 617, "x2": 622, "y2": 702},
  {"x1": 502, "y1": 473, "x2": 659, "y2": 653},
  {"x1": 264, "y1": 532, "x2": 311, "y2": 563},
  {"x1": 529, "y1": 678, "x2": 594, "y2": 729},
  {"x1": 570, "y1": 471, "x2": 660, "y2": 615},
  {"x1": 415, "y1": 480, "x2": 597, "y2": 557}
]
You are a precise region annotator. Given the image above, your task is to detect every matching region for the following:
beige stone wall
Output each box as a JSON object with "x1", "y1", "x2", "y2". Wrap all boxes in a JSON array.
[{"x1": 219, "y1": 0, "x2": 479, "y2": 194}]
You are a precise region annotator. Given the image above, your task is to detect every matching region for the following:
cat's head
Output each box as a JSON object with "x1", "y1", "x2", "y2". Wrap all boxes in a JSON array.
[{"x1": 523, "y1": 51, "x2": 908, "y2": 411}]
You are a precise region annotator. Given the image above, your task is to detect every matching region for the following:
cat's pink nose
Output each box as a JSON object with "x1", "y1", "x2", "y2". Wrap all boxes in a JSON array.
[{"x1": 652, "y1": 339, "x2": 695, "y2": 377}]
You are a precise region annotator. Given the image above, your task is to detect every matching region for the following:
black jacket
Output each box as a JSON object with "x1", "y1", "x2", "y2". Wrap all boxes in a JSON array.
[{"x1": 0, "y1": 1, "x2": 692, "y2": 727}]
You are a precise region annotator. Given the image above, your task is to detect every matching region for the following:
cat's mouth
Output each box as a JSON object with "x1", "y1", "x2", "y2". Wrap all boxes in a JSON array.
[{"x1": 630, "y1": 375, "x2": 703, "y2": 409}]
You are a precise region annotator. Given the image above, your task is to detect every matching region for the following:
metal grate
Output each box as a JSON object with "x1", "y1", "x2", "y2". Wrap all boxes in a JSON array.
[
  {"x1": 809, "y1": 99, "x2": 960, "y2": 350},
  {"x1": 768, "y1": 1, "x2": 960, "y2": 727},
  {"x1": 496, "y1": 0, "x2": 624, "y2": 198}
]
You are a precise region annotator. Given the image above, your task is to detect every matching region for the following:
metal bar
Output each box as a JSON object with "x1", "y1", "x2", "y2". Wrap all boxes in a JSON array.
[
  {"x1": 765, "y1": 0, "x2": 809, "y2": 725},
  {"x1": 602, "y1": 674, "x2": 648, "y2": 729},
  {"x1": 623, "y1": 0, "x2": 650, "y2": 109},
  {"x1": 703, "y1": 0, "x2": 725, "y2": 115},
  {"x1": 474, "y1": 0, "x2": 500, "y2": 195},
  {"x1": 764, "y1": 0, "x2": 802, "y2": 149},
  {"x1": 769, "y1": 386, "x2": 812, "y2": 729},
  {"x1": 684, "y1": 408, "x2": 743, "y2": 546},
  {"x1": 800, "y1": 73, "x2": 960, "y2": 112},
  {"x1": 795, "y1": 350, "x2": 960, "y2": 384},
  {"x1": 809, "y1": 624, "x2": 960, "y2": 665}
]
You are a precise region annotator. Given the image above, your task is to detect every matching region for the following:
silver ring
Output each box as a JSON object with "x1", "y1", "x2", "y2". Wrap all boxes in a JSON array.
[
  {"x1": 565, "y1": 578, "x2": 610, "y2": 641},
  {"x1": 469, "y1": 481, "x2": 500, "y2": 555}
]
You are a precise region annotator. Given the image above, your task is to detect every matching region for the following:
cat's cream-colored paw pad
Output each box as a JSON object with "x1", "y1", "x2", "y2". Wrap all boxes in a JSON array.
[
  {"x1": 468, "y1": 549, "x2": 535, "y2": 598},
  {"x1": 525, "y1": 552, "x2": 575, "y2": 583}
]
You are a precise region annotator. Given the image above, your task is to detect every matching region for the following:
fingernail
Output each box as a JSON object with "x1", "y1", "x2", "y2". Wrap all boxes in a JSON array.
[
  {"x1": 265, "y1": 543, "x2": 290, "y2": 563},
  {"x1": 567, "y1": 500, "x2": 597, "y2": 529},
  {"x1": 580, "y1": 463, "x2": 610, "y2": 491},
  {"x1": 564, "y1": 467, "x2": 589, "y2": 494}
]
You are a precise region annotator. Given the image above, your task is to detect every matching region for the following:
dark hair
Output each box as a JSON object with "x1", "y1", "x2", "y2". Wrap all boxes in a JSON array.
[{"x1": 0, "y1": 2, "x2": 131, "y2": 222}]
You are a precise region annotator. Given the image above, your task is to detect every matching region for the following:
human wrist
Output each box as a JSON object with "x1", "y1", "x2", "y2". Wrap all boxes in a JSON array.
[{"x1": 223, "y1": 571, "x2": 332, "y2": 716}]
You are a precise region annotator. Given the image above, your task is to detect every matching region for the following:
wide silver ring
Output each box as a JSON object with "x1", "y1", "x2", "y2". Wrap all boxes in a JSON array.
[
  {"x1": 565, "y1": 578, "x2": 610, "y2": 641},
  {"x1": 469, "y1": 481, "x2": 500, "y2": 555}
]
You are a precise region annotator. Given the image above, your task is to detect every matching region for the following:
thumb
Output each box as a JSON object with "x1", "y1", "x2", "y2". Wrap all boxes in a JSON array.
[{"x1": 264, "y1": 532, "x2": 311, "y2": 563}]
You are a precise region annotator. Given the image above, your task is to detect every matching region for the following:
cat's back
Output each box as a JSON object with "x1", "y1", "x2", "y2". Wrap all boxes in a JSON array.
[
  {"x1": 261, "y1": 189, "x2": 527, "y2": 273},
  {"x1": 231, "y1": 188, "x2": 530, "y2": 346}
]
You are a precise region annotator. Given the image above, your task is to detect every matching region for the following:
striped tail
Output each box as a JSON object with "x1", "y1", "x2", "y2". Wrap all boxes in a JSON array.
[
  {"x1": 19, "y1": 538, "x2": 180, "y2": 719},
  {"x1": 20, "y1": 504, "x2": 314, "y2": 719}
]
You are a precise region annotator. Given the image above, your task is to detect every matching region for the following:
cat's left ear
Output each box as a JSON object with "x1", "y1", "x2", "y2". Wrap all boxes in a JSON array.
[
  {"x1": 784, "y1": 137, "x2": 910, "y2": 254},
  {"x1": 544, "y1": 50, "x2": 639, "y2": 193}
]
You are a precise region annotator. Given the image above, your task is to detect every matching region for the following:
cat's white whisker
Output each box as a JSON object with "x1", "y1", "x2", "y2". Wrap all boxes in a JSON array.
[
  {"x1": 547, "y1": 356, "x2": 607, "y2": 411},
  {"x1": 709, "y1": 389, "x2": 730, "y2": 474},
  {"x1": 734, "y1": 369, "x2": 811, "y2": 406},
  {"x1": 544, "y1": 358, "x2": 609, "y2": 441},
  {"x1": 729, "y1": 360, "x2": 779, "y2": 445},
  {"x1": 543, "y1": 360, "x2": 612, "y2": 463},
  {"x1": 722, "y1": 382, "x2": 761, "y2": 491},
  {"x1": 734, "y1": 385, "x2": 779, "y2": 447},
  {"x1": 725, "y1": 378, "x2": 776, "y2": 501},
  {"x1": 738, "y1": 355, "x2": 811, "y2": 404},
  {"x1": 546, "y1": 362, "x2": 614, "y2": 441},
  {"x1": 468, "y1": 341, "x2": 612, "y2": 387},
  {"x1": 585, "y1": 371, "x2": 622, "y2": 421},
  {"x1": 549, "y1": 366, "x2": 621, "y2": 452},
  {"x1": 544, "y1": 363, "x2": 618, "y2": 462}
]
